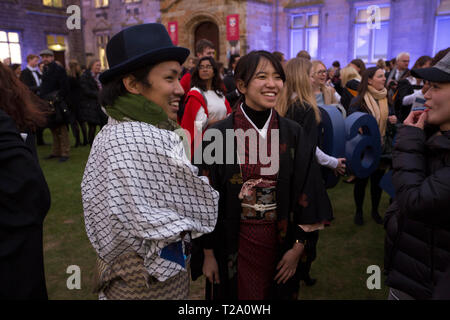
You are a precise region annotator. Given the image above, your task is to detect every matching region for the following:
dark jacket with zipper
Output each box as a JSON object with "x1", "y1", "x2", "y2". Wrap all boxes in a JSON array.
[{"x1": 384, "y1": 126, "x2": 450, "y2": 299}]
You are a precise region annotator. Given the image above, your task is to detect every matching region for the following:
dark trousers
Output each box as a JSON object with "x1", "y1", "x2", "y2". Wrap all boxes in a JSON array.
[{"x1": 353, "y1": 168, "x2": 386, "y2": 213}]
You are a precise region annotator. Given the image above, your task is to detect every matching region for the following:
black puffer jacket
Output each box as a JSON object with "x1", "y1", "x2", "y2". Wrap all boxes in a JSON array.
[{"x1": 384, "y1": 126, "x2": 450, "y2": 299}]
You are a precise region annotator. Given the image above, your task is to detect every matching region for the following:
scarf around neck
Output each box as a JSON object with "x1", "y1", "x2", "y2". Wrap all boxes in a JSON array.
[
  {"x1": 364, "y1": 85, "x2": 389, "y2": 138},
  {"x1": 105, "y1": 93, "x2": 179, "y2": 131}
]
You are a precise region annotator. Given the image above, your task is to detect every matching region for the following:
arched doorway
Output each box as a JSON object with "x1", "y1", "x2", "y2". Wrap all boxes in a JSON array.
[{"x1": 194, "y1": 21, "x2": 219, "y2": 58}]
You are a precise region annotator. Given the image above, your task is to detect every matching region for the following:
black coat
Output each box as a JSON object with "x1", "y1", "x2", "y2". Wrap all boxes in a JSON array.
[
  {"x1": 223, "y1": 73, "x2": 240, "y2": 110},
  {"x1": 19, "y1": 68, "x2": 41, "y2": 95},
  {"x1": 191, "y1": 111, "x2": 331, "y2": 300},
  {"x1": 79, "y1": 70, "x2": 106, "y2": 125},
  {"x1": 384, "y1": 126, "x2": 450, "y2": 299},
  {"x1": 39, "y1": 61, "x2": 69, "y2": 99},
  {"x1": 67, "y1": 75, "x2": 82, "y2": 121},
  {"x1": 393, "y1": 79, "x2": 422, "y2": 124},
  {"x1": 0, "y1": 109, "x2": 51, "y2": 299}
]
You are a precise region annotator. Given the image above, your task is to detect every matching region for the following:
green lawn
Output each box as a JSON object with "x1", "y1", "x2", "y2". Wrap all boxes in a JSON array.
[{"x1": 38, "y1": 128, "x2": 390, "y2": 300}]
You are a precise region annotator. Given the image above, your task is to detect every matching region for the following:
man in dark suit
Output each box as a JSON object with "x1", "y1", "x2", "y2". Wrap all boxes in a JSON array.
[
  {"x1": 20, "y1": 54, "x2": 47, "y2": 145},
  {"x1": 39, "y1": 49, "x2": 70, "y2": 162},
  {"x1": 20, "y1": 54, "x2": 41, "y2": 94}
]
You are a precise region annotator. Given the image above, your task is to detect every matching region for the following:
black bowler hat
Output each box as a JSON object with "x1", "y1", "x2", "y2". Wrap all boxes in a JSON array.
[
  {"x1": 411, "y1": 51, "x2": 450, "y2": 83},
  {"x1": 99, "y1": 23, "x2": 190, "y2": 84}
]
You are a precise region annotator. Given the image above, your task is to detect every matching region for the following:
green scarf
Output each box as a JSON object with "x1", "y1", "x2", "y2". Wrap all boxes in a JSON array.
[
  {"x1": 106, "y1": 93, "x2": 191, "y2": 158},
  {"x1": 106, "y1": 93, "x2": 179, "y2": 131}
]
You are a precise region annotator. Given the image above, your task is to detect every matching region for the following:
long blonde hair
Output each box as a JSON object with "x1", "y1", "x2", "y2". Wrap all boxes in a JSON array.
[
  {"x1": 276, "y1": 57, "x2": 321, "y2": 123},
  {"x1": 340, "y1": 66, "x2": 361, "y2": 87}
]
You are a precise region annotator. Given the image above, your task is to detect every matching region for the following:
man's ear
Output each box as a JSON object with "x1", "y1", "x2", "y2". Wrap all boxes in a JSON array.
[
  {"x1": 236, "y1": 79, "x2": 247, "y2": 95},
  {"x1": 122, "y1": 75, "x2": 141, "y2": 94}
]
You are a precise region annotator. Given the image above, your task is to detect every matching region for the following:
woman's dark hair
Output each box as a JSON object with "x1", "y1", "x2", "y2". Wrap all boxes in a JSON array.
[
  {"x1": 99, "y1": 65, "x2": 153, "y2": 107},
  {"x1": 350, "y1": 58, "x2": 366, "y2": 76},
  {"x1": 405, "y1": 55, "x2": 433, "y2": 79},
  {"x1": 0, "y1": 62, "x2": 47, "y2": 131},
  {"x1": 190, "y1": 56, "x2": 224, "y2": 98},
  {"x1": 350, "y1": 66, "x2": 382, "y2": 113},
  {"x1": 431, "y1": 47, "x2": 450, "y2": 66},
  {"x1": 412, "y1": 55, "x2": 432, "y2": 69}
]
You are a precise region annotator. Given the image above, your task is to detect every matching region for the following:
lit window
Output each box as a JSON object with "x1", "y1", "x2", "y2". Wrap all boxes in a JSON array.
[
  {"x1": 434, "y1": 0, "x2": 450, "y2": 55},
  {"x1": 96, "y1": 35, "x2": 110, "y2": 69},
  {"x1": 43, "y1": 0, "x2": 63, "y2": 7},
  {"x1": 0, "y1": 31, "x2": 22, "y2": 64},
  {"x1": 95, "y1": 0, "x2": 109, "y2": 8},
  {"x1": 290, "y1": 13, "x2": 319, "y2": 59},
  {"x1": 354, "y1": 5, "x2": 390, "y2": 63},
  {"x1": 123, "y1": 0, "x2": 141, "y2": 3}
]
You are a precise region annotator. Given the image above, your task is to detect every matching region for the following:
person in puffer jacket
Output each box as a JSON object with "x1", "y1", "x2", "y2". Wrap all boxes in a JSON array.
[{"x1": 384, "y1": 51, "x2": 450, "y2": 300}]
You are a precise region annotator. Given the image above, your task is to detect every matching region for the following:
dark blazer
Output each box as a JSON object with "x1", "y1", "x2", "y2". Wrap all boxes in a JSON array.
[
  {"x1": 20, "y1": 67, "x2": 40, "y2": 94},
  {"x1": 384, "y1": 127, "x2": 450, "y2": 299},
  {"x1": 79, "y1": 70, "x2": 106, "y2": 125},
  {"x1": 0, "y1": 109, "x2": 51, "y2": 299},
  {"x1": 39, "y1": 61, "x2": 69, "y2": 99}
]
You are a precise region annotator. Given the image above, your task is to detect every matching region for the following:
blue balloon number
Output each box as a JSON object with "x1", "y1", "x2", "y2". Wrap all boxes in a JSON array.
[
  {"x1": 344, "y1": 112, "x2": 381, "y2": 179},
  {"x1": 319, "y1": 107, "x2": 382, "y2": 185},
  {"x1": 319, "y1": 106, "x2": 346, "y2": 188}
]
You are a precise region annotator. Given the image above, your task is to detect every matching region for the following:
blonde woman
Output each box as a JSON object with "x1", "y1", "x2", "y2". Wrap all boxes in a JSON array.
[
  {"x1": 310, "y1": 60, "x2": 339, "y2": 106},
  {"x1": 339, "y1": 66, "x2": 361, "y2": 111},
  {"x1": 276, "y1": 57, "x2": 345, "y2": 287},
  {"x1": 277, "y1": 58, "x2": 346, "y2": 176}
]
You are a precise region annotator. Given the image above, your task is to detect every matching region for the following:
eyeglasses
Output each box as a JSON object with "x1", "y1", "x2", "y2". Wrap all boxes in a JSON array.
[
  {"x1": 314, "y1": 70, "x2": 327, "y2": 75},
  {"x1": 199, "y1": 65, "x2": 213, "y2": 70}
]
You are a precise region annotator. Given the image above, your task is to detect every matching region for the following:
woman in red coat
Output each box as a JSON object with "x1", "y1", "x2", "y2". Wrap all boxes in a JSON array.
[{"x1": 181, "y1": 57, "x2": 231, "y2": 157}]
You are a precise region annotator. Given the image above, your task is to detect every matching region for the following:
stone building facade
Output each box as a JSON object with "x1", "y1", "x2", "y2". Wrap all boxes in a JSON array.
[
  {"x1": 0, "y1": 0, "x2": 84, "y2": 67},
  {"x1": 2, "y1": 0, "x2": 449, "y2": 71}
]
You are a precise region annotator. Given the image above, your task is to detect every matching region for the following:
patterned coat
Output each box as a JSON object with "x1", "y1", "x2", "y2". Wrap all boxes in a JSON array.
[{"x1": 81, "y1": 118, "x2": 219, "y2": 287}]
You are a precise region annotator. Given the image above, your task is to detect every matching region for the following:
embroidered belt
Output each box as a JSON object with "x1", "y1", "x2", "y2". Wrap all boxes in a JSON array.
[{"x1": 240, "y1": 180, "x2": 277, "y2": 221}]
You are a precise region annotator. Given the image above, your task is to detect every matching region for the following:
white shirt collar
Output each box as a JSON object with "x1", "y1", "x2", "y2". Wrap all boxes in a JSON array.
[{"x1": 239, "y1": 103, "x2": 272, "y2": 140}]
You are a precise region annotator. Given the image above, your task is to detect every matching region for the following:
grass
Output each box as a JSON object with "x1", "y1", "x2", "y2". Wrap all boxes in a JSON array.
[{"x1": 38, "y1": 128, "x2": 390, "y2": 300}]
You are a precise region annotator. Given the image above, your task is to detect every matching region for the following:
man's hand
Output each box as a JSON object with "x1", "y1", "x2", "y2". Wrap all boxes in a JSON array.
[
  {"x1": 404, "y1": 110, "x2": 428, "y2": 130},
  {"x1": 203, "y1": 249, "x2": 220, "y2": 284}
]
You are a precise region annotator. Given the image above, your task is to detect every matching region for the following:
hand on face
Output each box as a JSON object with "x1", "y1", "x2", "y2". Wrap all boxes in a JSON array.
[{"x1": 404, "y1": 110, "x2": 427, "y2": 130}]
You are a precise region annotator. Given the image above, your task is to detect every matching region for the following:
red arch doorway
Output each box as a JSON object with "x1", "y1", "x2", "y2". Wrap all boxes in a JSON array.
[{"x1": 194, "y1": 21, "x2": 219, "y2": 59}]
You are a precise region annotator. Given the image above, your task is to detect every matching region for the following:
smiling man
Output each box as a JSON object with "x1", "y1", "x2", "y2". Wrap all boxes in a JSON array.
[{"x1": 81, "y1": 23, "x2": 219, "y2": 300}]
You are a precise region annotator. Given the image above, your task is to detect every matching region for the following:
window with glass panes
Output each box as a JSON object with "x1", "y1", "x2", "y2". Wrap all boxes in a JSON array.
[
  {"x1": 434, "y1": 0, "x2": 450, "y2": 55},
  {"x1": 354, "y1": 5, "x2": 390, "y2": 63},
  {"x1": 0, "y1": 31, "x2": 22, "y2": 64},
  {"x1": 290, "y1": 13, "x2": 319, "y2": 59},
  {"x1": 43, "y1": 0, "x2": 63, "y2": 7},
  {"x1": 97, "y1": 34, "x2": 110, "y2": 70},
  {"x1": 95, "y1": 0, "x2": 109, "y2": 8}
]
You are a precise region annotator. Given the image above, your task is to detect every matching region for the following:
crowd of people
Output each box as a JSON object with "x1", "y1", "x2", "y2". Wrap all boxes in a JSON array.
[{"x1": 0, "y1": 22, "x2": 449, "y2": 300}]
